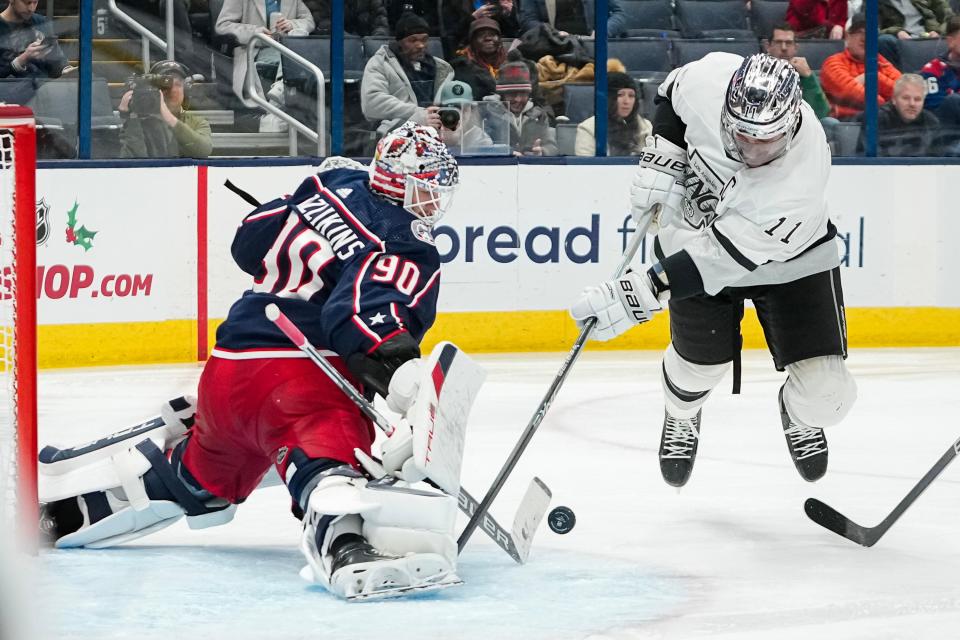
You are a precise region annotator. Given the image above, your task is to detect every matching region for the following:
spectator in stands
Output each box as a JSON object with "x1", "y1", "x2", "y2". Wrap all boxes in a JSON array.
[
  {"x1": 216, "y1": 0, "x2": 315, "y2": 104},
  {"x1": 450, "y1": 18, "x2": 508, "y2": 100},
  {"x1": 858, "y1": 73, "x2": 941, "y2": 155},
  {"x1": 441, "y1": 0, "x2": 520, "y2": 54},
  {"x1": 921, "y1": 15, "x2": 960, "y2": 153},
  {"x1": 878, "y1": 0, "x2": 953, "y2": 70},
  {"x1": 764, "y1": 22, "x2": 832, "y2": 118},
  {"x1": 495, "y1": 60, "x2": 557, "y2": 155},
  {"x1": 821, "y1": 14, "x2": 901, "y2": 119},
  {"x1": 519, "y1": 0, "x2": 627, "y2": 38},
  {"x1": 0, "y1": 0, "x2": 72, "y2": 79},
  {"x1": 361, "y1": 12, "x2": 453, "y2": 135},
  {"x1": 786, "y1": 0, "x2": 847, "y2": 38},
  {"x1": 118, "y1": 60, "x2": 212, "y2": 159},
  {"x1": 435, "y1": 79, "x2": 496, "y2": 154},
  {"x1": 308, "y1": 0, "x2": 390, "y2": 36},
  {"x1": 575, "y1": 68, "x2": 651, "y2": 156}
]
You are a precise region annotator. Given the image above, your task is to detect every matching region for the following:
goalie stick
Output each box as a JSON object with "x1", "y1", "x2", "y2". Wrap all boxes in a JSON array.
[
  {"x1": 805, "y1": 435, "x2": 960, "y2": 547},
  {"x1": 457, "y1": 206, "x2": 656, "y2": 553},
  {"x1": 264, "y1": 303, "x2": 550, "y2": 564}
]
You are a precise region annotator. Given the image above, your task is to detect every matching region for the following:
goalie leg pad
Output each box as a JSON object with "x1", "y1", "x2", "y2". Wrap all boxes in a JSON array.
[
  {"x1": 662, "y1": 344, "x2": 728, "y2": 419},
  {"x1": 783, "y1": 355, "x2": 857, "y2": 429},
  {"x1": 40, "y1": 396, "x2": 197, "y2": 502},
  {"x1": 44, "y1": 438, "x2": 235, "y2": 549},
  {"x1": 405, "y1": 342, "x2": 486, "y2": 496},
  {"x1": 298, "y1": 465, "x2": 459, "y2": 599}
]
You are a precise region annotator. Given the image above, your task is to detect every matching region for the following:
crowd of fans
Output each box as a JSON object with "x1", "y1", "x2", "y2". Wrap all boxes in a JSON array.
[{"x1": 1, "y1": 0, "x2": 959, "y2": 158}]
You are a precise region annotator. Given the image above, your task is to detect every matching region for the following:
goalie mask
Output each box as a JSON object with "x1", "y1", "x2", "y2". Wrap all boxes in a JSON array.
[
  {"x1": 720, "y1": 54, "x2": 802, "y2": 168},
  {"x1": 369, "y1": 122, "x2": 460, "y2": 225}
]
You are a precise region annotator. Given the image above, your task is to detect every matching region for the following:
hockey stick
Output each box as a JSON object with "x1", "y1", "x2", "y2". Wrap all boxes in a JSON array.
[
  {"x1": 805, "y1": 435, "x2": 960, "y2": 547},
  {"x1": 264, "y1": 304, "x2": 548, "y2": 564},
  {"x1": 457, "y1": 207, "x2": 656, "y2": 553}
]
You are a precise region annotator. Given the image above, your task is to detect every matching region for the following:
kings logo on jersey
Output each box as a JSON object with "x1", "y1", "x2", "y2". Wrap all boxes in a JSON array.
[{"x1": 680, "y1": 150, "x2": 735, "y2": 230}]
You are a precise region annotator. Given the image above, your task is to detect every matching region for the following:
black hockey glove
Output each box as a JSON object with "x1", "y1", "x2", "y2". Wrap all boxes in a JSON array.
[{"x1": 346, "y1": 332, "x2": 421, "y2": 399}]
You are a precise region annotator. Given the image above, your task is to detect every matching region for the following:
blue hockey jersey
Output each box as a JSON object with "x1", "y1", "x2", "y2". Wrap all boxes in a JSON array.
[{"x1": 213, "y1": 168, "x2": 441, "y2": 360}]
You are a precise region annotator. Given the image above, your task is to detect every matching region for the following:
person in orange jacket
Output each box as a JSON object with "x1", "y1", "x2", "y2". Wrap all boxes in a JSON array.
[{"x1": 820, "y1": 14, "x2": 902, "y2": 119}]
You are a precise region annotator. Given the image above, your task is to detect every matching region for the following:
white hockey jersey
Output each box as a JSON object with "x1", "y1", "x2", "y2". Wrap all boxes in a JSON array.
[{"x1": 655, "y1": 52, "x2": 841, "y2": 295}]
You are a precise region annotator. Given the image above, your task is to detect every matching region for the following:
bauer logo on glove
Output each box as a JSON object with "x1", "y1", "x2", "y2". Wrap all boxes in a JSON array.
[{"x1": 637, "y1": 150, "x2": 688, "y2": 176}]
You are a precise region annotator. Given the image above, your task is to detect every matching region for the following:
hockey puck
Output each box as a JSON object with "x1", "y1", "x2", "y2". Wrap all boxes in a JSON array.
[{"x1": 548, "y1": 506, "x2": 576, "y2": 534}]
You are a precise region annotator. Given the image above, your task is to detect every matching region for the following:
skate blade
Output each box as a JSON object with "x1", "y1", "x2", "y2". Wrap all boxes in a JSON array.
[{"x1": 346, "y1": 574, "x2": 463, "y2": 602}]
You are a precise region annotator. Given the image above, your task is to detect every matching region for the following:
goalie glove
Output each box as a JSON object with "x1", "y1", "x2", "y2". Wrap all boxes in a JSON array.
[
  {"x1": 346, "y1": 332, "x2": 421, "y2": 399},
  {"x1": 569, "y1": 270, "x2": 663, "y2": 342},
  {"x1": 379, "y1": 424, "x2": 426, "y2": 484},
  {"x1": 379, "y1": 359, "x2": 426, "y2": 483},
  {"x1": 631, "y1": 135, "x2": 689, "y2": 232}
]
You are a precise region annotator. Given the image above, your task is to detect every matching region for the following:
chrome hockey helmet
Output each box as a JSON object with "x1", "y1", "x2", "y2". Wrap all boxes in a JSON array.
[
  {"x1": 720, "y1": 54, "x2": 802, "y2": 168},
  {"x1": 369, "y1": 122, "x2": 460, "y2": 224}
]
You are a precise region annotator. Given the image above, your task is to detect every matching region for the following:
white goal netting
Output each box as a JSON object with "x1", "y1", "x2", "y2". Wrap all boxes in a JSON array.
[{"x1": 0, "y1": 128, "x2": 19, "y2": 533}]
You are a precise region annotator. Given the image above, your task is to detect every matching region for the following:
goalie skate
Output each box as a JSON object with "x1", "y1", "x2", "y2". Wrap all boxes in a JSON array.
[{"x1": 303, "y1": 538, "x2": 463, "y2": 601}]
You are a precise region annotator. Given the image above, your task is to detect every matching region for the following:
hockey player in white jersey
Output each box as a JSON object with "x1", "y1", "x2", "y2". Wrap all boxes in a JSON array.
[{"x1": 570, "y1": 53, "x2": 857, "y2": 486}]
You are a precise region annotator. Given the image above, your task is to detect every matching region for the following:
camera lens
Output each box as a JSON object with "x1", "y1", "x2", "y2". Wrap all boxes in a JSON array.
[{"x1": 440, "y1": 108, "x2": 460, "y2": 130}]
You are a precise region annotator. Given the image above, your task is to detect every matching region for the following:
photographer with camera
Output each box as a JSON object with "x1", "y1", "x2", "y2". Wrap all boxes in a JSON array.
[
  {"x1": 0, "y1": 0, "x2": 72, "y2": 79},
  {"x1": 436, "y1": 80, "x2": 495, "y2": 155},
  {"x1": 119, "y1": 60, "x2": 212, "y2": 159}
]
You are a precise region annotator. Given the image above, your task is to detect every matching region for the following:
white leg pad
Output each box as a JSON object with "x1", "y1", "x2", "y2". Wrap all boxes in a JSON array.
[
  {"x1": 299, "y1": 472, "x2": 459, "y2": 599},
  {"x1": 662, "y1": 344, "x2": 729, "y2": 418},
  {"x1": 40, "y1": 397, "x2": 197, "y2": 503},
  {"x1": 783, "y1": 355, "x2": 857, "y2": 429},
  {"x1": 56, "y1": 498, "x2": 185, "y2": 549}
]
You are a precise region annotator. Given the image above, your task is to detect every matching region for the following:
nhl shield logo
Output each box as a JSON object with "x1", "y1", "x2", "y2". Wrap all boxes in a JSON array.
[
  {"x1": 36, "y1": 199, "x2": 50, "y2": 246},
  {"x1": 276, "y1": 445, "x2": 289, "y2": 465},
  {"x1": 410, "y1": 219, "x2": 435, "y2": 245}
]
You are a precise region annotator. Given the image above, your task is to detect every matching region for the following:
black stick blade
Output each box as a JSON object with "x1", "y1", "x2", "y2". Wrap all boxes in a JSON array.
[{"x1": 804, "y1": 498, "x2": 873, "y2": 547}]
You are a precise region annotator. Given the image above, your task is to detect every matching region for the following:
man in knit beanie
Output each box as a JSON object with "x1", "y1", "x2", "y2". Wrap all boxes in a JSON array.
[
  {"x1": 361, "y1": 11, "x2": 453, "y2": 135},
  {"x1": 495, "y1": 60, "x2": 557, "y2": 155}
]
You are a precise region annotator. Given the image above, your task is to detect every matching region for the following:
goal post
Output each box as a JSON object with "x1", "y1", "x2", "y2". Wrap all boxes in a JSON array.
[{"x1": 0, "y1": 105, "x2": 37, "y2": 547}]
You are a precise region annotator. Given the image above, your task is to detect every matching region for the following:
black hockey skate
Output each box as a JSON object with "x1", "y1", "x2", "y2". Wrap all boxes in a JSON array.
[
  {"x1": 330, "y1": 534, "x2": 401, "y2": 576},
  {"x1": 327, "y1": 533, "x2": 461, "y2": 601},
  {"x1": 779, "y1": 385, "x2": 828, "y2": 482},
  {"x1": 38, "y1": 498, "x2": 84, "y2": 547},
  {"x1": 658, "y1": 409, "x2": 702, "y2": 487}
]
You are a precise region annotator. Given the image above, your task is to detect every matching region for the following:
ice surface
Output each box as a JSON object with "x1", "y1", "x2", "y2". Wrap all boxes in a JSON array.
[{"x1": 21, "y1": 348, "x2": 960, "y2": 639}]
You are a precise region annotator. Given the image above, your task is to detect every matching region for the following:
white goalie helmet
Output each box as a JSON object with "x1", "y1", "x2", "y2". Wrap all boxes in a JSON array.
[
  {"x1": 720, "y1": 54, "x2": 803, "y2": 168},
  {"x1": 369, "y1": 122, "x2": 460, "y2": 225}
]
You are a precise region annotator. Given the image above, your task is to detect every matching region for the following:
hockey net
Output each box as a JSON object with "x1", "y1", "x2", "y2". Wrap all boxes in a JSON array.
[{"x1": 0, "y1": 105, "x2": 37, "y2": 546}]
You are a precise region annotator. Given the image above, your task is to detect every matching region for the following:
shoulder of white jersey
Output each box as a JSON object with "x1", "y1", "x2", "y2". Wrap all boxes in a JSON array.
[{"x1": 660, "y1": 52, "x2": 744, "y2": 100}]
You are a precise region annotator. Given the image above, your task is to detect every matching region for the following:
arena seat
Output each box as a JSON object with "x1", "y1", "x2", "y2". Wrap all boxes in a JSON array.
[
  {"x1": 620, "y1": 0, "x2": 674, "y2": 32},
  {"x1": 750, "y1": 0, "x2": 788, "y2": 39},
  {"x1": 898, "y1": 37, "x2": 947, "y2": 73},
  {"x1": 675, "y1": 0, "x2": 750, "y2": 37},
  {"x1": 672, "y1": 38, "x2": 761, "y2": 66},
  {"x1": 608, "y1": 38, "x2": 673, "y2": 74}
]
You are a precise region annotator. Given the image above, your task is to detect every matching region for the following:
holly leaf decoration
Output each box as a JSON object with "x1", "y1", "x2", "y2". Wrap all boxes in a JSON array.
[
  {"x1": 73, "y1": 226, "x2": 97, "y2": 251},
  {"x1": 65, "y1": 201, "x2": 79, "y2": 229},
  {"x1": 64, "y1": 201, "x2": 97, "y2": 251}
]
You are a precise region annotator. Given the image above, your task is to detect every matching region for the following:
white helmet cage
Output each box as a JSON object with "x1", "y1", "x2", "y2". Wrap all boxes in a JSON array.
[
  {"x1": 721, "y1": 54, "x2": 803, "y2": 167},
  {"x1": 369, "y1": 122, "x2": 460, "y2": 224}
]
